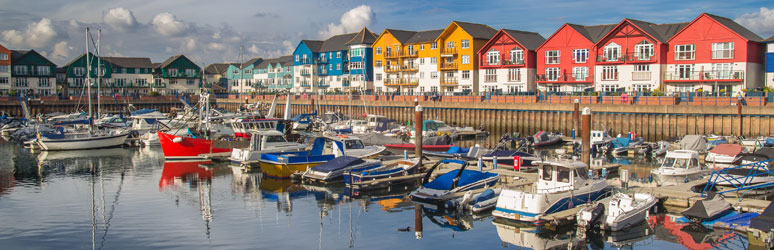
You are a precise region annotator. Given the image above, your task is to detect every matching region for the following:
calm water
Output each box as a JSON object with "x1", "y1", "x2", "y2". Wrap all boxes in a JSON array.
[{"x1": 0, "y1": 143, "x2": 752, "y2": 250}]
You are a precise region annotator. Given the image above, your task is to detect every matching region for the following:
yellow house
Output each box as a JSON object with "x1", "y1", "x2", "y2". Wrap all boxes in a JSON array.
[
  {"x1": 435, "y1": 21, "x2": 497, "y2": 93},
  {"x1": 372, "y1": 29, "x2": 444, "y2": 93}
]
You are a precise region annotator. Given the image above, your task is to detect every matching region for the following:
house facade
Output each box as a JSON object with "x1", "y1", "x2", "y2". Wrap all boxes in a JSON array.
[
  {"x1": 292, "y1": 40, "x2": 324, "y2": 93},
  {"x1": 434, "y1": 21, "x2": 497, "y2": 94},
  {"x1": 318, "y1": 33, "x2": 357, "y2": 91},
  {"x1": 10, "y1": 50, "x2": 56, "y2": 96},
  {"x1": 0, "y1": 44, "x2": 10, "y2": 95},
  {"x1": 765, "y1": 36, "x2": 774, "y2": 88},
  {"x1": 254, "y1": 56, "x2": 294, "y2": 90},
  {"x1": 64, "y1": 53, "x2": 112, "y2": 96},
  {"x1": 102, "y1": 57, "x2": 154, "y2": 96},
  {"x1": 345, "y1": 28, "x2": 378, "y2": 91},
  {"x1": 477, "y1": 29, "x2": 545, "y2": 93},
  {"x1": 152, "y1": 55, "x2": 202, "y2": 95},
  {"x1": 664, "y1": 13, "x2": 764, "y2": 94},
  {"x1": 203, "y1": 63, "x2": 231, "y2": 90}
]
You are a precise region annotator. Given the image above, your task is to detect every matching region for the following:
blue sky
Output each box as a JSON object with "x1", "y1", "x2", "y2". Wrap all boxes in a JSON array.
[{"x1": 0, "y1": 0, "x2": 772, "y2": 66}]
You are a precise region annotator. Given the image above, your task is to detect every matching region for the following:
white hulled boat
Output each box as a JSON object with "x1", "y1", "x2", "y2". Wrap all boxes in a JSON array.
[{"x1": 651, "y1": 150, "x2": 708, "y2": 186}]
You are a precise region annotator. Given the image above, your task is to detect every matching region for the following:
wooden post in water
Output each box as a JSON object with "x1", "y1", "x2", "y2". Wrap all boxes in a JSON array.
[
  {"x1": 737, "y1": 99, "x2": 743, "y2": 137},
  {"x1": 573, "y1": 99, "x2": 580, "y2": 139},
  {"x1": 415, "y1": 105, "x2": 423, "y2": 163},
  {"x1": 582, "y1": 107, "x2": 591, "y2": 165},
  {"x1": 414, "y1": 204, "x2": 423, "y2": 239}
]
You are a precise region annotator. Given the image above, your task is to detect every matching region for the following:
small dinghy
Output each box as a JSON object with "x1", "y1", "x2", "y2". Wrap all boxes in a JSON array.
[
  {"x1": 681, "y1": 192, "x2": 732, "y2": 222},
  {"x1": 302, "y1": 156, "x2": 381, "y2": 182},
  {"x1": 343, "y1": 158, "x2": 420, "y2": 190},
  {"x1": 531, "y1": 131, "x2": 563, "y2": 147},
  {"x1": 443, "y1": 188, "x2": 501, "y2": 213},
  {"x1": 410, "y1": 159, "x2": 499, "y2": 206}
]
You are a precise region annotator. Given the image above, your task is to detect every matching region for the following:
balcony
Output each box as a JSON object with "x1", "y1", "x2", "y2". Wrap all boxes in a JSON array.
[
  {"x1": 300, "y1": 71, "x2": 312, "y2": 76},
  {"x1": 151, "y1": 83, "x2": 166, "y2": 88},
  {"x1": 440, "y1": 62, "x2": 458, "y2": 70},
  {"x1": 342, "y1": 80, "x2": 350, "y2": 87},
  {"x1": 597, "y1": 52, "x2": 657, "y2": 64},
  {"x1": 318, "y1": 57, "x2": 329, "y2": 63},
  {"x1": 299, "y1": 58, "x2": 312, "y2": 64},
  {"x1": 384, "y1": 65, "x2": 401, "y2": 73},
  {"x1": 596, "y1": 55, "x2": 625, "y2": 63},
  {"x1": 403, "y1": 50, "x2": 418, "y2": 57},
  {"x1": 441, "y1": 48, "x2": 458, "y2": 56},
  {"x1": 535, "y1": 74, "x2": 593, "y2": 83},
  {"x1": 440, "y1": 77, "x2": 458, "y2": 85},
  {"x1": 384, "y1": 78, "x2": 418, "y2": 86},
  {"x1": 484, "y1": 58, "x2": 525, "y2": 68},
  {"x1": 664, "y1": 70, "x2": 744, "y2": 82},
  {"x1": 299, "y1": 81, "x2": 311, "y2": 88},
  {"x1": 384, "y1": 52, "x2": 400, "y2": 59},
  {"x1": 601, "y1": 72, "x2": 619, "y2": 81},
  {"x1": 632, "y1": 72, "x2": 652, "y2": 81},
  {"x1": 316, "y1": 81, "x2": 329, "y2": 88}
]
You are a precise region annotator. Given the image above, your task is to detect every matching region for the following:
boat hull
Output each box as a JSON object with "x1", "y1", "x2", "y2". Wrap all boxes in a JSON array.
[
  {"x1": 157, "y1": 131, "x2": 231, "y2": 160},
  {"x1": 38, "y1": 132, "x2": 129, "y2": 151},
  {"x1": 493, "y1": 182, "x2": 610, "y2": 225},
  {"x1": 384, "y1": 144, "x2": 456, "y2": 152},
  {"x1": 259, "y1": 161, "x2": 325, "y2": 178}
]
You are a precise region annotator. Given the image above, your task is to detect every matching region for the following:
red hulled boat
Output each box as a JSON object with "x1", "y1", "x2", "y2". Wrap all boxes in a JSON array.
[{"x1": 157, "y1": 131, "x2": 232, "y2": 161}]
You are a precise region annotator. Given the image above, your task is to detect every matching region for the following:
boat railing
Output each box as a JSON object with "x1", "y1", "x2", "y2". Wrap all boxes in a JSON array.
[{"x1": 701, "y1": 158, "x2": 774, "y2": 199}]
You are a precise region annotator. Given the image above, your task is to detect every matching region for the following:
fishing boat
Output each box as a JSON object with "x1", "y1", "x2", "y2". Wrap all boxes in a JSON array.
[
  {"x1": 531, "y1": 131, "x2": 563, "y2": 147},
  {"x1": 157, "y1": 131, "x2": 232, "y2": 160},
  {"x1": 577, "y1": 192, "x2": 657, "y2": 231},
  {"x1": 229, "y1": 130, "x2": 308, "y2": 164},
  {"x1": 231, "y1": 118, "x2": 280, "y2": 138},
  {"x1": 492, "y1": 160, "x2": 610, "y2": 225},
  {"x1": 343, "y1": 158, "x2": 420, "y2": 190},
  {"x1": 258, "y1": 137, "x2": 335, "y2": 178},
  {"x1": 410, "y1": 159, "x2": 499, "y2": 206},
  {"x1": 301, "y1": 156, "x2": 380, "y2": 182},
  {"x1": 705, "y1": 143, "x2": 747, "y2": 168},
  {"x1": 651, "y1": 150, "x2": 707, "y2": 186}
]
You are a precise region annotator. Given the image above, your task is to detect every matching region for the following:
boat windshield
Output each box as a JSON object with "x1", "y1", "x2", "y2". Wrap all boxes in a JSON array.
[
  {"x1": 265, "y1": 135, "x2": 287, "y2": 143},
  {"x1": 575, "y1": 169, "x2": 589, "y2": 180},
  {"x1": 542, "y1": 165, "x2": 553, "y2": 181},
  {"x1": 557, "y1": 167, "x2": 570, "y2": 183},
  {"x1": 345, "y1": 140, "x2": 364, "y2": 149},
  {"x1": 663, "y1": 157, "x2": 692, "y2": 169}
]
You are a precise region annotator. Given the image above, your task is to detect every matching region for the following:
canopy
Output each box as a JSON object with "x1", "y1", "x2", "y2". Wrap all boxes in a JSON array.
[
  {"x1": 424, "y1": 134, "x2": 451, "y2": 145},
  {"x1": 679, "y1": 135, "x2": 707, "y2": 152},
  {"x1": 681, "y1": 192, "x2": 731, "y2": 220},
  {"x1": 709, "y1": 144, "x2": 745, "y2": 157},
  {"x1": 749, "y1": 201, "x2": 774, "y2": 232},
  {"x1": 311, "y1": 156, "x2": 364, "y2": 172}
]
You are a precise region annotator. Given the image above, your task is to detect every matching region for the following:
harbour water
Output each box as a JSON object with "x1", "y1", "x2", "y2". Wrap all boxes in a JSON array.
[{"x1": 0, "y1": 143, "x2": 753, "y2": 249}]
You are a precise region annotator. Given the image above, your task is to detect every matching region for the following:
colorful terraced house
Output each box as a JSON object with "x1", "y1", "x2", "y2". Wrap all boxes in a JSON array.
[
  {"x1": 152, "y1": 55, "x2": 202, "y2": 95},
  {"x1": 293, "y1": 40, "x2": 324, "y2": 92},
  {"x1": 765, "y1": 36, "x2": 774, "y2": 88},
  {"x1": 345, "y1": 28, "x2": 378, "y2": 91},
  {"x1": 64, "y1": 53, "x2": 155, "y2": 96},
  {"x1": 10, "y1": 50, "x2": 56, "y2": 96},
  {"x1": 227, "y1": 57, "x2": 263, "y2": 93},
  {"x1": 0, "y1": 44, "x2": 10, "y2": 95},
  {"x1": 435, "y1": 21, "x2": 497, "y2": 94},
  {"x1": 373, "y1": 28, "x2": 443, "y2": 94},
  {"x1": 477, "y1": 29, "x2": 546, "y2": 93},
  {"x1": 253, "y1": 56, "x2": 294, "y2": 90}
]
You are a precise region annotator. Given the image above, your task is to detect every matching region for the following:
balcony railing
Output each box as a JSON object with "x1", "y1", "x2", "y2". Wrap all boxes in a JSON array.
[
  {"x1": 596, "y1": 52, "x2": 657, "y2": 63},
  {"x1": 440, "y1": 77, "x2": 458, "y2": 85},
  {"x1": 440, "y1": 62, "x2": 458, "y2": 70},
  {"x1": 384, "y1": 52, "x2": 400, "y2": 59},
  {"x1": 601, "y1": 72, "x2": 619, "y2": 81},
  {"x1": 299, "y1": 81, "x2": 311, "y2": 87},
  {"x1": 316, "y1": 81, "x2": 329, "y2": 88},
  {"x1": 486, "y1": 58, "x2": 525, "y2": 67},
  {"x1": 384, "y1": 78, "x2": 418, "y2": 86},
  {"x1": 318, "y1": 57, "x2": 328, "y2": 63},
  {"x1": 300, "y1": 71, "x2": 312, "y2": 76},
  {"x1": 386, "y1": 65, "x2": 418, "y2": 72},
  {"x1": 536, "y1": 74, "x2": 593, "y2": 83},
  {"x1": 664, "y1": 70, "x2": 745, "y2": 82},
  {"x1": 632, "y1": 72, "x2": 652, "y2": 81},
  {"x1": 299, "y1": 58, "x2": 311, "y2": 64},
  {"x1": 151, "y1": 83, "x2": 166, "y2": 88},
  {"x1": 596, "y1": 55, "x2": 625, "y2": 63},
  {"x1": 441, "y1": 48, "x2": 458, "y2": 56}
]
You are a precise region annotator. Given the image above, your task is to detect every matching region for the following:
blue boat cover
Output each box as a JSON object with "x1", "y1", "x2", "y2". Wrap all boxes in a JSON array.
[
  {"x1": 311, "y1": 137, "x2": 325, "y2": 155},
  {"x1": 766, "y1": 138, "x2": 774, "y2": 146},
  {"x1": 474, "y1": 189, "x2": 496, "y2": 204},
  {"x1": 612, "y1": 137, "x2": 631, "y2": 148},
  {"x1": 445, "y1": 146, "x2": 462, "y2": 154},
  {"x1": 423, "y1": 170, "x2": 497, "y2": 190},
  {"x1": 311, "y1": 156, "x2": 364, "y2": 172}
]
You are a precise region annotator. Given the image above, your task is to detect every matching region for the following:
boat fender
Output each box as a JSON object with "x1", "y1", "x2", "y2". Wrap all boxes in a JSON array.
[{"x1": 172, "y1": 137, "x2": 183, "y2": 143}]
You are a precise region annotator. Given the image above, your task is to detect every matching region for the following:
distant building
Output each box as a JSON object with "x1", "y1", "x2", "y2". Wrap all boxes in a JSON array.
[
  {"x1": 762, "y1": 36, "x2": 774, "y2": 88},
  {"x1": 253, "y1": 56, "x2": 294, "y2": 90},
  {"x1": 477, "y1": 29, "x2": 545, "y2": 93},
  {"x1": 0, "y1": 44, "x2": 10, "y2": 95},
  {"x1": 203, "y1": 63, "x2": 232, "y2": 90},
  {"x1": 292, "y1": 40, "x2": 324, "y2": 93},
  {"x1": 152, "y1": 55, "x2": 202, "y2": 95},
  {"x1": 345, "y1": 28, "x2": 378, "y2": 91},
  {"x1": 10, "y1": 50, "x2": 56, "y2": 96}
]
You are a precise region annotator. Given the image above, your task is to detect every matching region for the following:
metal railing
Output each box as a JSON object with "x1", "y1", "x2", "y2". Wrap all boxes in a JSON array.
[
  {"x1": 536, "y1": 74, "x2": 593, "y2": 82},
  {"x1": 440, "y1": 62, "x2": 457, "y2": 70},
  {"x1": 632, "y1": 72, "x2": 651, "y2": 81},
  {"x1": 441, "y1": 48, "x2": 458, "y2": 56},
  {"x1": 384, "y1": 78, "x2": 418, "y2": 86},
  {"x1": 440, "y1": 77, "x2": 458, "y2": 85},
  {"x1": 664, "y1": 70, "x2": 745, "y2": 81}
]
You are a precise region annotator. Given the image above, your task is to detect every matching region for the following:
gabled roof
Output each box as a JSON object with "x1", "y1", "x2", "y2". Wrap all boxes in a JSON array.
[
  {"x1": 345, "y1": 27, "x2": 378, "y2": 45},
  {"x1": 11, "y1": 50, "x2": 29, "y2": 62},
  {"x1": 451, "y1": 21, "x2": 498, "y2": 40},
  {"x1": 705, "y1": 13, "x2": 763, "y2": 42},
  {"x1": 11, "y1": 50, "x2": 55, "y2": 66},
  {"x1": 204, "y1": 63, "x2": 233, "y2": 74},
  {"x1": 242, "y1": 57, "x2": 263, "y2": 68},
  {"x1": 320, "y1": 32, "x2": 358, "y2": 52},
  {"x1": 596, "y1": 19, "x2": 688, "y2": 45},
  {"x1": 384, "y1": 29, "x2": 417, "y2": 44},
  {"x1": 651, "y1": 22, "x2": 689, "y2": 42},
  {"x1": 300, "y1": 40, "x2": 324, "y2": 53},
  {"x1": 501, "y1": 29, "x2": 546, "y2": 50},
  {"x1": 405, "y1": 29, "x2": 444, "y2": 44},
  {"x1": 278, "y1": 55, "x2": 294, "y2": 66},
  {"x1": 151, "y1": 62, "x2": 161, "y2": 68},
  {"x1": 578, "y1": 24, "x2": 617, "y2": 43},
  {"x1": 157, "y1": 55, "x2": 181, "y2": 68},
  {"x1": 764, "y1": 36, "x2": 774, "y2": 43},
  {"x1": 101, "y1": 57, "x2": 153, "y2": 68}
]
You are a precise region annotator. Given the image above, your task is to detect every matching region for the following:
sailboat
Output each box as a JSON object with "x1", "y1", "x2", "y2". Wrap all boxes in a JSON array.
[{"x1": 37, "y1": 28, "x2": 129, "y2": 151}]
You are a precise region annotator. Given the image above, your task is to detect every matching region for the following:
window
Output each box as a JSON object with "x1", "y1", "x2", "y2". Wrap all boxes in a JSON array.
[
  {"x1": 508, "y1": 68, "x2": 520, "y2": 82},
  {"x1": 509, "y1": 49, "x2": 523, "y2": 64},
  {"x1": 420, "y1": 72, "x2": 425, "y2": 79},
  {"x1": 634, "y1": 40, "x2": 654, "y2": 60},
  {"x1": 431, "y1": 42, "x2": 437, "y2": 49},
  {"x1": 0, "y1": 65, "x2": 8, "y2": 72},
  {"x1": 461, "y1": 39, "x2": 469, "y2": 49},
  {"x1": 633, "y1": 84, "x2": 650, "y2": 92},
  {"x1": 446, "y1": 41, "x2": 454, "y2": 48},
  {"x1": 430, "y1": 57, "x2": 437, "y2": 64},
  {"x1": 601, "y1": 84, "x2": 619, "y2": 92},
  {"x1": 546, "y1": 50, "x2": 560, "y2": 64},
  {"x1": 337, "y1": 64, "x2": 341, "y2": 70},
  {"x1": 545, "y1": 68, "x2": 560, "y2": 81},
  {"x1": 487, "y1": 50, "x2": 499, "y2": 65},
  {"x1": 712, "y1": 42, "x2": 734, "y2": 59},
  {"x1": 295, "y1": 55, "x2": 299, "y2": 62},
  {"x1": 187, "y1": 79, "x2": 195, "y2": 85},
  {"x1": 0, "y1": 53, "x2": 7, "y2": 60},
  {"x1": 572, "y1": 67, "x2": 588, "y2": 81},
  {"x1": 603, "y1": 43, "x2": 621, "y2": 61},
  {"x1": 542, "y1": 165, "x2": 553, "y2": 180},
  {"x1": 462, "y1": 71, "x2": 470, "y2": 79},
  {"x1": 0, "y1": 77, "x2": 8, "y2": 84},
  {"x1": 675, "y1": 44, "x2": 695, "y2": 60},
  {"x1": 572, "y1": 49, "x2": 588, "y2": 63},
  {"x1": 420, "y1": 44, "x2": 425, "y2": 50},
  {"x1": 14, "y1": 66, "x2": 27, "y2": 75},
  {"x1": 712, "y1": 63, "x2": 733, "y2": 79},
  {"x1": 601, "y1": 66, "x2": 618, "y2": 80},
  {"x1": 337, "y1": 52, "x2": 341, "y2": 58},
  {"x1": 461, "y1": 55, "x2": 470, "y2": 64},
  {"x1": 430, "y1": 72, "x2": 438, "y2": 79},
  {"x1": 633, "y1": 65, "x2": 651, "y2": 81},
  {"x1": 73, "y1": 67, "x2": 85, "y2": 76},
  {"x1": 420, "y1": 58, "x2": 425, "y2": 65},
  {"x1": 676, "y1": 64, "x2": 694, "y2": 79},
  {"x1": 375, "y1": 60, "x2": 382, "y2": 67},
  {"x1": 634, "y1": 65, "x2": 650, "y2": 72},
  {"x1": 485, "y1": 69, "x2": 497, "y2": 82},
  {"x1": 14, "y1": 78, "x2": 27, "y2": 87}
]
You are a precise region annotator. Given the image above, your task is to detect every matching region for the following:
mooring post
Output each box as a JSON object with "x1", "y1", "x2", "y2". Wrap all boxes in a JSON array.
[
  {"x1": 415, "y1": 105, "x2": 423, "y2": 164},
  {"x1": 573, "y1": 99, "x2": 580, "y2": 139},
  {"x1": 737, "y1": 99, "x2": 743, "y2": 137},
  {"x1": 478, "y1": 158, "x2": 483, "y2": 172},
  {"x1": 582, "y1": 107, "x2": 591, "y2": 166},
  {"x1": 414, "y1": 98, "x2": 418, "y2": 107},
  {"x1": 414, "y1": 204, "x2": 423, "y2": 239}
]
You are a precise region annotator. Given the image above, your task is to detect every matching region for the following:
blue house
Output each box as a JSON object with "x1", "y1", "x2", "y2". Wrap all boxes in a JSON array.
[
  {"x1": 345, "y1": 28, "x2": 378, "y2": 91},
  {"x1": 318, "y1": 33, "x2": 358, "y2": 91},
  {"x1": 293, "y1": 40, "x2": 323, "y2": 92},
  {"x1": 765, "y1": 36, "x2": 774, "y2": 88}
]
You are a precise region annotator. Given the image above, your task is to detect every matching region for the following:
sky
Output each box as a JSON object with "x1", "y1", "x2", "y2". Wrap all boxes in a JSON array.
[{"x1": 0, "y1": 0, "x2": 773, "y2": 66}]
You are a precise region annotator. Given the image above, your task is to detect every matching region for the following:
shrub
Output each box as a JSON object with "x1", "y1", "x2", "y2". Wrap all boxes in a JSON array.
[{"x1": 150, "y1": 91, "x2": 160, "y2": 96}]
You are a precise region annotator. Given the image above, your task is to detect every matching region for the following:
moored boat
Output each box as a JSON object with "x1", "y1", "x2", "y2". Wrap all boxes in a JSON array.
[
  {"x1": 157, "y1": 131, "x2": 232, "y2": 161},
  {"x1": 344, "y1": 158, "x2": 420, "y2": 190},
  {"x1": 37, "y1": 130, "x2": 129, "y2": 151},
  {"x1": 301, "y1": 156, "x2": 380, "y2": 182},
  {"x1": 651, "y1": 150, "x2": 708, "y2": 186},
  {"x1": 410, "y1": 159, "x2": 498, "y2": 207}
]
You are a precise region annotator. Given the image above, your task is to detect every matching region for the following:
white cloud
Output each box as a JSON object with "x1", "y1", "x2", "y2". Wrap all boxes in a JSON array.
[
  {"x1": 51, "y1": 41, "x2": 73, "y2": 60},
  {"x1": 207, "y1": 42, "x2": 225, "y2": 51},
  {"x1": 152, "y1": 12, "x2": 189, "y2": 37},
  {"x1": 735, "y1": 7, "x2": 774, "y2": 37},
  {"x1": 318, "y1": 5, "x2": 375, "y2": 39},
  {"x1": 247, "y1": 44, "x2": 260, "y2": 54},
  {"x1": 1, "y1": 18, "x2": 58, "y2": 49},
  {"x1": 183, "y1": 38, "x2": 197, "y2": 51},
  {"x1": 103, "y1": 8, "x2": 138, "y2": 32}
]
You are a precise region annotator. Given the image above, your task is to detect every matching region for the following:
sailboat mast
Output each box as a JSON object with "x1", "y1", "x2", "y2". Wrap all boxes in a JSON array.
[
  {"x1": 96, "y1": 29, "x2": 102, "y2": 119},
  {"x1": 86, "y1": 27, "x2": 93, "y2": 131}
]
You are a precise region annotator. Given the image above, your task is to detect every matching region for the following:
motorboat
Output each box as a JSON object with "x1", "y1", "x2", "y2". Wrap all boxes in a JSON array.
[
  {"x1": 231, "y1": 117, "x2": 281, "y2": 138},
  {"x1": 444, "y1": 188, "x2": 501, "y2": 213},
  {"x1": 348, "y1": 120, "x2": 370, "y2": 134},
  {"x1": 365, "y1": 114, "x2": 389, "y2": 129},
  {"x1": 343, "y1": 158, "x2": 420, "y2": 190},
  {"x1": 610, "y1": 136, "x2": 645, "y2": 155},
  {"x1": 678, "y1": 135, "x2": 709, "y2": 153},
  {"x1": 577, "y1": 192, "x2": 657, "y2": 231},
  {"x1": 492, "y1": 160, "x2": 610, "y2": 225},
  {"x1": 492, "y1": 220, "x2": 584, "y2": 249},
  {"x1": 681, "y1": 192, "x2": 732, "y2": 222},
  {"x1": 291, "y1": 111, "x2": 317, "y2": 131},
  {"x1": 410, "y1": 159, "x2": 498, "y2": 206},
  {"x1": 650, "y1": 141, "x2": 670, "y2": 156},
  {"x1": 384, "y1": 144, "x2": 456, "y2": 153},
  {"x1": 480, "y1": 150, "x2": 540, "y2": 171},
  {"x1": 229, "y1": 130, "x2": 308, "y2": 164},
  {"x1": 301, "y1": 156, "x2": 380, "y2": 182},
  {"x1": 651, "y1": 150, "x2": 707, "y2": 186},
  {"x1": 531, "y1": 131, "x2": 563, "y2": 147},
  {"x1": 258, "y1": 137, "x2": 336, "y2": 178},
  {"x1": 321, "y1": 134, "x2": 386, "y2": 159},
  {"x1": 157, "y1": 130, "x2": 236, "y2": 161},
  {"x1": 705, "y1": 143, "x2": 747, "y2": 168}
]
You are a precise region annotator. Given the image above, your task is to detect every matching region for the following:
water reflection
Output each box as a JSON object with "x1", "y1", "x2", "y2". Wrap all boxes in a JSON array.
[
  {"x1": 649, "y1": 214, "x2": 747, "y2": 250},
  {"x1": 492, "y1": 220, "x2": 586, "y2": 249}
]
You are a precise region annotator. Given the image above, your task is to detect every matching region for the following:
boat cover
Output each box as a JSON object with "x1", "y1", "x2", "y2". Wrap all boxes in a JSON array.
[
  {"x1": 424, "y1": 134, "x2": 451, "y2": 145},
  {"x1": 709, "y1": 144, "x2": 744, "y2": 157},
  {"x1": 533, "y1": 131, "x2": 551, "y2": 143},
  {"x1": 766, "y1": 138, "x2": 774, "y2": 146},
  {"x1": 679, "y1": 135, "x2": 707, "y2": 151},
  {"x1": 311, "y1": 156, "x2": 364, "y2": 172},
  {"x1": 474, "y1": 189, "x2": 496, "y2": 203},
  {"x1": 734, "y1": 153, "x2": 771, "y2": 164},
  {"x1": 358, "y1": 133, "x2": 403, "y2": 146},
  {"x1": 612, "y1": 137, "x2": 631, "y2": 148},
  {"x1": 754, "y1": 147, "x2": 774, "y2": 159},
  {"x1": 423, "y1": 169, "x2": 498, "y2": 191},
  {"x1": 482, "y1": 150, "x2": 534, "y2": 158},
  {"x1": 749, "y1": 201, "x2": 774, "y2": 232},
  {"x1": 681, "y1": 192, "x2": 732, "y2": 220}
]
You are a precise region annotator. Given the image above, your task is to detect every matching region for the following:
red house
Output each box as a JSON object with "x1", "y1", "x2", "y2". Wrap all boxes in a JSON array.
[
  {"x1": 665, "y1": 13, "x2": 764, "y2": 94},
  {"x1": 477, "y1": 29, "x2": 545, "y2": 93},
  {"x1": 0, "y1": 44, "x2": 9, "y2": 95},
  {"x1": 535, "y1": 23, "x2": 615, "y2": 93},
  {"x1": 593, "y1": 19, "x2": 686, "y2": 92}
]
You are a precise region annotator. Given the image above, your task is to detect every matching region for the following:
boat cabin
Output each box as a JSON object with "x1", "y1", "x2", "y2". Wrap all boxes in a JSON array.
[
  {"x1": 590, "y1": 130, "x2": 611, "y2": 144},
  {"x1": 661, "y1": 150, "x2": 701, "y2": 169},
  {"x1": 232, "y1": 118, "x2": 279, "y2": 137},
  {"x1": 323, "y1": 135, "x2": 368, "y2": 157},
  {"x1": 247, "y1": 130, "x2": 291, "y2": 151},
  {"x1": 322, "y1": 112, "x2": 346, "y2": 124},
  {"x1": 535, "y1": 161, "x2": 590, "y2": 194},
  {"x1": 366, "y1": 115, "x2": 388, "y2": 128}
]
